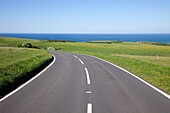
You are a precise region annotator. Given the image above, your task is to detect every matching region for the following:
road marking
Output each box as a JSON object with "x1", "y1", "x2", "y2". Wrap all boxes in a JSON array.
[
  {"x1": 88, "y1": 55, "x2": 170, "y2": 100},
  {"x1": 73, "y1": 55, "x2": 78, "y2": 58},
  {"x1": 79, "y1": 59, "x2": 84, "y2": 65},
  {"x1": 0, "y1": 55, "x2": 56, "y2": 102},
  {"x1": 73, "y1": 55, "x2": 85, "y2": 65},
  {"x1": 85, "y1": 67, "x2": 91, "y2": 85},
  {"x1": 86, "y1": 91, "x2": 92, "y2": 94},
  {"x1": 87, "y1": 103, "x2": 92, "y2": 113}
]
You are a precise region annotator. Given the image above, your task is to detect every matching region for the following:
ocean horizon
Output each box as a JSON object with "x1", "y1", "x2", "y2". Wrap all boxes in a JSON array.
[{"x1": 0, "y1": 33, "x2": 170, "y2": 44}]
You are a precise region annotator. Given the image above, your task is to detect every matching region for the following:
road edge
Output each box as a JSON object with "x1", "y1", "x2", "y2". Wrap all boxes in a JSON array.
[
  {"x1": 78, "y1": 53, "x2": 170, "y2": 100},
  {"x1": 0, "y1": 54, "x2": 56, "y2": 102}
]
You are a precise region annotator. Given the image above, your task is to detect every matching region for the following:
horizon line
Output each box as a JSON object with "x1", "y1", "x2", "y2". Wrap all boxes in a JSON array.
[{"x1": 0, "y1": 32, "x2": 170, "y2": 34}]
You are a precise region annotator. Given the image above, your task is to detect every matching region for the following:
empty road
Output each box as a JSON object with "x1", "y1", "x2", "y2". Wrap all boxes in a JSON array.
[{"x1": 0, "y1": 52, "x2": 170, "y2": 113}]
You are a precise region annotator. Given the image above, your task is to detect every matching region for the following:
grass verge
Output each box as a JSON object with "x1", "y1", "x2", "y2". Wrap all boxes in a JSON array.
[{"x1": 0, "y1": 47, "x2": 53, "y2": 98}]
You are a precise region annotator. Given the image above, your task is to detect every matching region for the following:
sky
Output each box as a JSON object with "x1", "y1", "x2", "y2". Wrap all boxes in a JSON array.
[{"x1": 0, "y1": 0, "x2": 170, "y2": 33}]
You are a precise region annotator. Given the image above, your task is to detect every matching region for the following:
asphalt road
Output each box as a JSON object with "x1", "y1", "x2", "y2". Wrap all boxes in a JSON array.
[{"x1": 0, "y1": 52, "x2": 170, "y2": 113}]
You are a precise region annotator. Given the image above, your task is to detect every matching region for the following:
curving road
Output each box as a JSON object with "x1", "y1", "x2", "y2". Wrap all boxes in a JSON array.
[{"x1": 0, "y1": 52, "x2": 170, "y2": 113}]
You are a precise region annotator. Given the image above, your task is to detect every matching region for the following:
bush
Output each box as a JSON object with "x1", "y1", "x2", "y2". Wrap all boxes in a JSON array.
[
  {"x1": 18, "y1": 43, "x2": 40, "y2": 49},
  {"x1": 21, "y1": 43, "x2": 32, "y2": 48}
]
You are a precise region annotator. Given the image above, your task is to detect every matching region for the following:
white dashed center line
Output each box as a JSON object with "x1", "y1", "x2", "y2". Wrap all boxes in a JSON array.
[
  {"x1": 73, "y1": 55, "x2": 84, "y2": 65},
  {"x1": 86, "y1": 91, "x2": 92, "y2": 94},
  {"x1": 85, "y1": 67, "x2": 91, "y2": 85},
  {"x1": 73, "y1": 55, "x2": 93, "y2": 113},
  {"x1": 78, "y1": 59, "x2": 84, "y2": 65},
  {"x1": 73, "y1": 55, "x2": 78, "y2": 58},
  {"x1": 87, "y1": 103, "x2": 92, "y2": 113}
]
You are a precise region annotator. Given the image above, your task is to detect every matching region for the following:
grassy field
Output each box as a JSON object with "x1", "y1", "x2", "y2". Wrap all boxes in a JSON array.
[
  {"x1": 112, "y1": 54, "x2": 170, "y2": 67},
  {"x1": 0, "y1": 36, "x2": 38, "y2": 47},
  {"x1": 33, "y1": 41, "x2": 170, "y2": 56},
  {"x1": 0, "y1": 36, "x2": 170, "y2": 94},
  {"x1": 0, "y1": 40, "x2": 52, "y2": 97}
]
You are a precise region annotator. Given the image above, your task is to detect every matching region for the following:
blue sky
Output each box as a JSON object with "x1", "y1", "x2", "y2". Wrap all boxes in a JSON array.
[{"x1": 0, "y1": 0, "x2": 170, "y2": 33}]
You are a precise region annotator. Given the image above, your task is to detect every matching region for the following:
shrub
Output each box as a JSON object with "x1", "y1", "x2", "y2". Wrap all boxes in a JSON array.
[
  {"x1": 18, "y1": 43, "x2": 40, "y2": 49},
  {"x1": 21, "y1": 43, "x2": 32, "y2": 48}
]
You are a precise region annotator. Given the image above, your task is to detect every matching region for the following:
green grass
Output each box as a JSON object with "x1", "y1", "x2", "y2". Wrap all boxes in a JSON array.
[
  {"x1": 0, "y1": 36, "x2": 170, "y2": 94},
  {"x1": 105, "y1": 55, "x2": 170, "y2": 94},
  {"x1": 0, "y1": 36, "x2": 38, "y2": 47},
  {"x1": 32, "y1": 41, "x2": 170, "y2": 56},
  {"x1": 0, "y1": 46, "x2": 52, "y2": 97},
  {"x1": 112, "y1": 54, "x2": 170, "y2": 67}
]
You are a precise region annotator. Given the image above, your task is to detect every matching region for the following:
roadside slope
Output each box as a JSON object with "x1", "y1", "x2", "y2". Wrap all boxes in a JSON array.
[{"x1": 0, "y1": 47, "x2": 53, "y2": 98}]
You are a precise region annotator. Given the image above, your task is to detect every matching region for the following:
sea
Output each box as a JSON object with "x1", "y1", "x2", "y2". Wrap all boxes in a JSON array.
[{"x1": 0, "y1": 33, "x2": 170, "y2": 43}]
